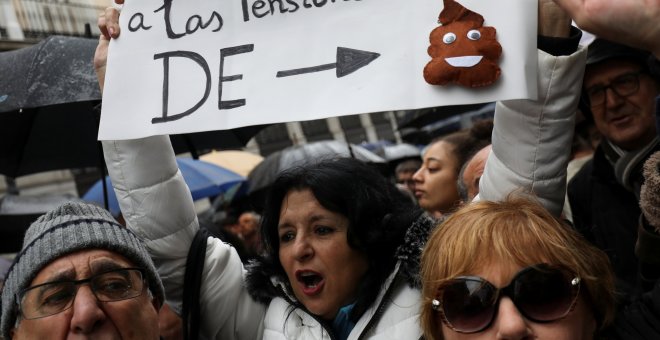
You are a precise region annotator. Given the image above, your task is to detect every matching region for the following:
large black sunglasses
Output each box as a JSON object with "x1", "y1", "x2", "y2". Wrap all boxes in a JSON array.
[{"x1": 432, "y1": 264, "x2": 581, "y2": 333}]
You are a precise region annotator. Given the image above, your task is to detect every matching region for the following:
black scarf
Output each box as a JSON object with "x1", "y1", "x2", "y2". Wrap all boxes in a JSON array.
[{"x1": 602, "y1": 136, "x2": 660, "y2": 199}]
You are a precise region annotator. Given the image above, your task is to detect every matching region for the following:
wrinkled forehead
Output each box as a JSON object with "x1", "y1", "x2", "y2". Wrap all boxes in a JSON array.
[{"x1": 31, "y1": 249, "x2": 135, "y2": 285}]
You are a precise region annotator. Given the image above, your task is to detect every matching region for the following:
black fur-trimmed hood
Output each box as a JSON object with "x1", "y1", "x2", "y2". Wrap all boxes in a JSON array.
[{"x1": 244, "y1": 213, "x2": 439, "y2": 305}]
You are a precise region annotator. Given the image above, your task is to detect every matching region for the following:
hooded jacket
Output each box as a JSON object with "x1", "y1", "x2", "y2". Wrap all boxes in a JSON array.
[{"x1": 246, "y1": 214, "x2": 436, "y2": 340}]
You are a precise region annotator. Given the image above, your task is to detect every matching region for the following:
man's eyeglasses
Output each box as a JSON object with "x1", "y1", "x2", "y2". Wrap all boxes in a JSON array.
[
  {"x1": 17, "y1": 268, "x2": 146, "y2": 319},
  {"x1": 431, "y1": 264, "x2": 580, "y2": 333},
  {"x1": 585, "y1": 72, "x2": 642, "y2": 107}
]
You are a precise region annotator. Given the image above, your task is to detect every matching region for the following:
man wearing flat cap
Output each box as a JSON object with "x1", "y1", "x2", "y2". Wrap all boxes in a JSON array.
[
  {"x1": 569, "y1": 38, "x2": 660, "y2": 294},
  {"x1": 1, "y1": 202, "x2": 164, "y2": 339}
]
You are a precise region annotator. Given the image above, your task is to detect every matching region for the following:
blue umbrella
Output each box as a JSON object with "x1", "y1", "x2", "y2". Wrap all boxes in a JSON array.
[{"x1": 83, "y1": 158, "x2": 248, "y2": 216}]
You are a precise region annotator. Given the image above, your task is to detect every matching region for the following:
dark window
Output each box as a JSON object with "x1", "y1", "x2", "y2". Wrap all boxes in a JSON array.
[
  {"x1": 370, "y1": 112, "x2": 395, "y2": 141},
  {"x1": 339, "y1": 115, "x2": 367, "y2": 144},
  {"x1": 255, "y1": 124, "x2": 292, "y2": 156},
  {"x1": 300, "y1": 119, "x2": 333, "y2": 143}
]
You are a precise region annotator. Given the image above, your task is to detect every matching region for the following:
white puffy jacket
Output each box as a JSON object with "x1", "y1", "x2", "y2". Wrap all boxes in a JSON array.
[{"x1": 102, "y1": 47, "x2": 586, "y2": 340}]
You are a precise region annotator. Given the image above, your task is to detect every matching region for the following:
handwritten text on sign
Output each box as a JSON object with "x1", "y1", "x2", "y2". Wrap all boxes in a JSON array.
[{"x1": 99, "y1": 0, "x2": 537, "y2": 140}]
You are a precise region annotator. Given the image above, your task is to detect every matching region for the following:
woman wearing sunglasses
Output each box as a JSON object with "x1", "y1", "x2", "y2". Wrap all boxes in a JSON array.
[{"x1": 420, "y1": 196, "x2": 660, "y2": 339}]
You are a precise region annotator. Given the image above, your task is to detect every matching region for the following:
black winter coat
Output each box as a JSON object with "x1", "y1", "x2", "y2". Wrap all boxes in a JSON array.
[{"x1": 568, "y1": 147, "x2": 643, "y2": 294}]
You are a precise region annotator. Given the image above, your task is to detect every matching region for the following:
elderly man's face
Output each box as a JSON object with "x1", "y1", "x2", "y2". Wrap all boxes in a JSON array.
[
  {"x1": 11, "y1": 250, "x2": 160, "y2": 340},
  {"x1": 584, "y1": 59, "x2": 659, "y2": 150}
]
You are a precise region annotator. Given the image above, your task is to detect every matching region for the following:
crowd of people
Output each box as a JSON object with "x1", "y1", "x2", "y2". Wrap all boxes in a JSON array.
[{"x1": 0, "y1": 0, "x2": 659, "y2": 339}]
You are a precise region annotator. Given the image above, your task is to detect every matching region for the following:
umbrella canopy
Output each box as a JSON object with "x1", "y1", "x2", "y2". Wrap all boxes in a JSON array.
[
  {"x1": 362, "y1": 141, "x2": 421, "y2": 162},
  {"x1": 201, "y1": 150, "x2": 264, "y2": 177},
  {"x1": 0, "y1": 193, "x2": 83, "y2": 253},
  {"x1": 0, "y1": 35, "x2": 101, "y2": 113},
  {"x1": 0, "y1": 103, "x2": 269, "y2": 178},
  {"x1": 83, "y1": 158, "x2": 248, "y2": 216},
  {"x1": 380, "y1": 143, "x2": 421, "y2": 161},
  {"x1": 247, "y1": 140, "x2": 385, "y2": 195},
  {"x1": 398, "y1": 103, "x2": 491, "y2": 130},
  {"x1": 0, "y1": 101, "x2": 102, "y2": 177},
  {"x1": 170, "y1": 125, "x2": 270, "y2": 159}
]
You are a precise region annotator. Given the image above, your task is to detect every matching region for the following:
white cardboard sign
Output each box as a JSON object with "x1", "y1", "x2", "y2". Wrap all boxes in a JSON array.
[{"x1": 99, "y1": 0, "x2": 537, "y2": 140}]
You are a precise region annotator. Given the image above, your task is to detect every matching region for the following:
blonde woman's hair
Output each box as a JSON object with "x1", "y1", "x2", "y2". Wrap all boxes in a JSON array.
[{"x1": 420, "y1": 196, "x2": 615, "y2": 340}]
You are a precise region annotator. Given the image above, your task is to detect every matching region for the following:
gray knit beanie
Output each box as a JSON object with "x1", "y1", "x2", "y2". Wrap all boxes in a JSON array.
[{"x1": 1, "y1": 201, "x2": 165, "y2": 338}]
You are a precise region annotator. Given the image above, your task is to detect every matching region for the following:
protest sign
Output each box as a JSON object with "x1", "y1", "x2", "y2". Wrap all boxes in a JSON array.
[{"x1": 99, "y1": 0, "x2": 537, "y2": 140}]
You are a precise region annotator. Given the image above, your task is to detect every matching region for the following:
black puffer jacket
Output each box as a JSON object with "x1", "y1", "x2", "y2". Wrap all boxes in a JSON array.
[{"x1": 568, "y1": 145, "x2": 657, "y2": 294}]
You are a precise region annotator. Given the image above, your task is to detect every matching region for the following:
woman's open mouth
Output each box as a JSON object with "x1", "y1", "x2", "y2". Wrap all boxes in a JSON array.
[{"x1": 296, "y1": 270, "x2": 325, "y2": 296}]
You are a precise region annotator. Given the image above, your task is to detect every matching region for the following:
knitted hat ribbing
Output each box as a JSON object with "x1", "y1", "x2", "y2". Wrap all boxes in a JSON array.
[{"x1": 1, "y1": 202, "x2": 164, "y2": 338}]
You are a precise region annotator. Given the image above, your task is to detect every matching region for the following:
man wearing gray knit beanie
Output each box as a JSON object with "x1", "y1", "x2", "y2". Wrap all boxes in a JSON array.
[{"x1": 0, "y1": 201, "x2": 165, "y2": 339}]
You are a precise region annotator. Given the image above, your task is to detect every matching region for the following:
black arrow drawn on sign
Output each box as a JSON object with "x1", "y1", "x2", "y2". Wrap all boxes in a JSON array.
[{"x1": 276, "y1": 47, "x2": 380, "y2": 78}]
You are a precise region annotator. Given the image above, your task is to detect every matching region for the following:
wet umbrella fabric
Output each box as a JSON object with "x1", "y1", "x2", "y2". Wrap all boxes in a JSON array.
[
  {"x1": 0, "y1": 101, "x2": 103, "y2": 177},
  {"x1": 362, "y1": 142, "x2": 421, "y2": 162},
  {"x1": 247, "y1": 140, "x2": 385, "y2": 194},
  {"x1": 0, "y1": 193, "x2": 84, "y2": 253},
  {"x1": 0, "y1": 35, "x2": 101, "y2": 113},
  {"x1": 83, "y1": 158, "x2": 248, "y2": 216}
]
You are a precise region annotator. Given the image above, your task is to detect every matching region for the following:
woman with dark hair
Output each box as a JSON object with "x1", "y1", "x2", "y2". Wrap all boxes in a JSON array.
[
  {"x1": 245, "y1": 157, "x2": 434, "y2": 338},
  {"x1": 101, "y1": 139, "x2": 435, "y2": 339},
  {"x1": 413, "y1": 120, "x2": 493, "y2": 218}
]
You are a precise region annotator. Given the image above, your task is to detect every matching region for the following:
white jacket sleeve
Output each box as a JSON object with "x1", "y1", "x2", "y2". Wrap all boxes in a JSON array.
[
  {"x1": 478, "y1": 46, "x2": 587, "y2": 216},
  {"x1": 102, "y1": 136, "x2": 266, "y2": 340}
]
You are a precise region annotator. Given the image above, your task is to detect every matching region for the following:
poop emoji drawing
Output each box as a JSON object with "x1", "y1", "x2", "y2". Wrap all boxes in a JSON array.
[{"x1": 423, "y1": 0, "x2": 502, "y2": 87}]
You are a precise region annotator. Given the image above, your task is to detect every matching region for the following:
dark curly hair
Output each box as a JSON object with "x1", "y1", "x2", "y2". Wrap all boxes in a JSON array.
[{"x1": 259, "y1": 157, "x2": 421, "y2": 322}]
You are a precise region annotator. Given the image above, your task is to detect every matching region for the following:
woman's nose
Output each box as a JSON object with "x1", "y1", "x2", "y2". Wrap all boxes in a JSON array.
[
  {"x1": 293, "y1": 235, "x2": 313, "y2": 261},
  {"x1": 494, "y1": 297, "x2": 532, "y2": 340},
  {"x1": 412, "y1": 167, "x2": 424, "y2": 183}
]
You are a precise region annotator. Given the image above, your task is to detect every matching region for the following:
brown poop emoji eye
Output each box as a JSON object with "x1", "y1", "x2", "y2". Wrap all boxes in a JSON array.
[{"x1": 423, "y1": 0, "x2": 502, "y2": 87}]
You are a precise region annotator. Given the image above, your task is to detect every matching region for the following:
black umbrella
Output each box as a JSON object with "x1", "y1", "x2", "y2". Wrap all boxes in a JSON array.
[
  {"x1": 398, "y1": 103, "x2": 491, "y2": 130},
  {"x1": 0, "y1": 101, "x2": 102, "y2": 177},
  {"x1": 0, "y1": 35, "x2": 270, "y2": 239},
  {"x1": 169, "y1": 125, "x2": 270, "y2": 159},
  {"x1": 0, "y1": 35, "x2": 104, "y2": 177},
  {"x1": 0, "y1": 35, "x2": 101, "y2": 113},
  {"x1": 0, "y1": 194, "x2": 83, "y2": 253},
  {"x1": 0, "y1": 103, "x2": 269, "y2": 178},
  {"x1": 372, "y1": 143, "x2": 421, "y2": 162},
  {"x1": 247, "y1": 140, "x2": 386, "y2": 194}
]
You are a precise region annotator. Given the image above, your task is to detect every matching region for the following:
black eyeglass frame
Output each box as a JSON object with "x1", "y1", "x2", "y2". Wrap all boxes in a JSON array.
[
  {"x1": 17, "y1": 267, "x2": 147, "y2": 320},
  {"x1": 432, "y1": 264, "x2": 581, "y2": 334},
  {"x1": 585, "y1": 71, "x2": 644, "y2": 108}
]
